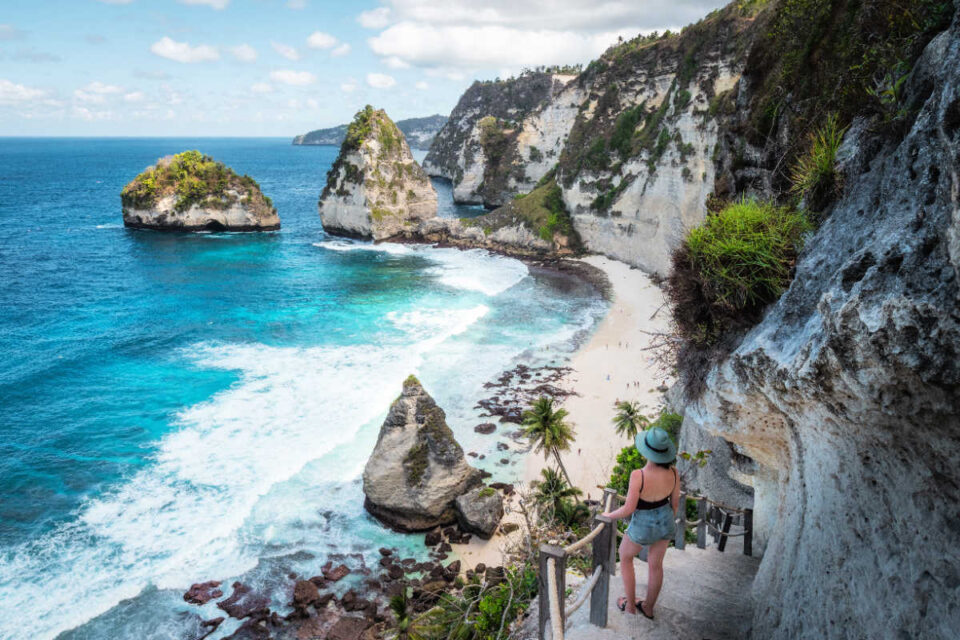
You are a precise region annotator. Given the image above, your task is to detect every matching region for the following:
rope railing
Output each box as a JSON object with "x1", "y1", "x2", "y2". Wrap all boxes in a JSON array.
[{"x1": 537, "y1": 488, "x2": 617, "y2": 640}]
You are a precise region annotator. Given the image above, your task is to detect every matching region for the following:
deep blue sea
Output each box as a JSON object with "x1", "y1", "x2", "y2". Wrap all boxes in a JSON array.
[{"x1": 0, "y1": 138, "x2": 605, "y2": 640}]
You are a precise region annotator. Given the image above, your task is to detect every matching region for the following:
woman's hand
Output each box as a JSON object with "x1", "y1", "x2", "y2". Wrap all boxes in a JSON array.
[{"x1": 600, "y1": 511, "x2": 615, "y2": 520}]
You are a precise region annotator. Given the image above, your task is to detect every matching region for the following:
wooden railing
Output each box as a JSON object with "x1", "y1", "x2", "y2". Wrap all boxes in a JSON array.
[{"x1": 537, "y1": 488, "x2": 618, "y2": 640}]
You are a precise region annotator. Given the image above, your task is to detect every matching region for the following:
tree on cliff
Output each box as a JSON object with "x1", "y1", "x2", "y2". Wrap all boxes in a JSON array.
[
  {"x1": 531, "y1": 466, "x2": 582, "y2": 523},
  {"x1": 522, "y1": 396, "x2": 576, "y2": 490}
]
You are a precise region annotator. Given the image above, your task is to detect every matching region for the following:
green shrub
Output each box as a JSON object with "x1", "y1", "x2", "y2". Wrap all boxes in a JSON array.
[
  {"x1": 651, "y1": 411, "x2": 683, "y2": 442},
  {"x1": 608, "y1": 446, "x2": 645, "y2": 496},
  {"x1": 789, "y1": 112, "x2": 847, "y2": 210},
  {"x1": 344, "y1": 105, "x2": 376, "y2": 150},
  {"x1": 667, "y1": 198, "x2": 813, "y2": 345}
]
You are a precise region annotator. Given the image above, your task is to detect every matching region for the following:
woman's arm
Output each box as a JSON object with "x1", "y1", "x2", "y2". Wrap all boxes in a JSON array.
[
  {"x1": 670, "y1": 467, "x2": 681, "y2": 515},
  {"x1": 601, "y1": 469, "x2": 640, "y2": 521}
]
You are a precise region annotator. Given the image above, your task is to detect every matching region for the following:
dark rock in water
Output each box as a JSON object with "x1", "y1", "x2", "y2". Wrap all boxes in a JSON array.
[
  {"x1": 474, "y1": 423, "x2": 496, "y2": 434},
  {"x1": 308, "y1": 575, "x2": 326, "y2": 588},
  {"x1": 184, "y1": 580, "x2": 223, "y2": 605},
  {"x1": 378, "y1": 556, "x2": 393, "y2": 568},
  {"x1": 363, "y1": 376, "x2": 481, "y2": 531},
  {"x1": 292, "y1": 579, "x2": 319, "y2": 613},
  {"x1": 401, "y1": 557, "x2": 417, "y2": 567},
  {"x1": 217, "y1": 582, "x2": 270, "y2": 620},
  {"x1": 479, "y1": 469, "x2": 492, "y2": 479},
  {"x1": 196, "y1": 617, "x2": 224, "y2": 640},
  {"x1": 223, "y1": 619, "x2": 271, "y2": 640},
  {"x1": 468, "y1": 451, "x2": 479, "y2": 457},
  {"x1": 455, "y1": 485, "x2": 504, "y2": 539},
  {"x1": 499, "y1": 458, "x2": 509, "y2": 465},
  {"x1": 379, "y1": 547, "x2": 393, "y2": 557},
  {"x1": 438, "y1": 541, "x2": 452, "y2": 553},
  {"x1": 326, "y1": 616, "x2": 373, "y2": 640},
  {"x1": 316, "y1": 592, "x2": 334, "y2": 609},
  {"x1": 496, "y1": 442, "x2": 509, "y2": 451},
  {"x1": 444, "y1": 560, "x2": 461, "y2": 579},
  {"x1": 424, "y1": 530, "x2": 442, "y2": 546},
  {"x1": 323, "y1": 562, "x2": 350, "y2": 582},
  {"x1": 387, "y1": 564, "x2": 404, "y2": 580}
]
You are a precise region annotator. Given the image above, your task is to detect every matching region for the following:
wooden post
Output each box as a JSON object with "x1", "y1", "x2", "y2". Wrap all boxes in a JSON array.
[
  {"x1": 717, "y1": 512, "x2": 733, "y2": 552},
  {"x1": 696, "y1": 498, "x2": 707, "y2": 549},
  {"x1": 674, "y1": 491, "x2": 686, "y2": 550},
  {"x1": 538, "y1": 544, "x2": 566, "y2": 640},
  {"x1": 743, "y1": 508, "x2": 753, "y2": 557},
  {"x1": 603, "y1": 488, "x2": 618, "y2": 569},
  {"x1": 590, "y1": 515, "x2": 614, "y2": 628}
]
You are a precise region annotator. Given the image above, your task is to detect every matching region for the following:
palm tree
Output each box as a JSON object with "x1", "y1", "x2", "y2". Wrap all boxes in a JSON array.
[
  {"x1": 522, "y1": 396, "x2": 576, "y2": 489},
  {"x1": 612, "y1": 400, "x2": 649, "y2": 439},
  {"x1": 532, "y1": 467, "x2": 582, "y2": 520},
  {"x1": 386, "y1": 588, "x2": 434, "y2": 640}
]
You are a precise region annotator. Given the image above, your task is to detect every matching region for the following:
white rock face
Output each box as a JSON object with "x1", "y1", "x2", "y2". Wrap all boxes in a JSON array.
[
  {"x1": 319, "y1": 108, "x2": 437, "y2": 241},
  {"x1": 123, "y1": 192, "x2": 280, "y2": 231},
  {"x1": 682, "y1": 30, "x2": 960, "y2": 639},
  {"x1": 562, "y1": 62, "x2": 740, "y2": 276},
  {"x1": 363, "y1": 376, "x2": 482, "y2": 532}
]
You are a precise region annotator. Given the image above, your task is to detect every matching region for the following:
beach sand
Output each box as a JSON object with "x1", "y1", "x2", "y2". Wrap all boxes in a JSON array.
[{"x1": 453, "y1": 255, "x2": 674, "y2": 569}]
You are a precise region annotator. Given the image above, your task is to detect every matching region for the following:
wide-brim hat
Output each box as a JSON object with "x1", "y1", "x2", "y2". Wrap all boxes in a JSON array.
[{"x1": 635, "y1": 426, "x2": 677, "y2": 464}]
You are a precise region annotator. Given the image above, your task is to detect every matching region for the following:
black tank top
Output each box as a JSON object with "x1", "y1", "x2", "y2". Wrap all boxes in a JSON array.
[{"x1": 636, "y1": 468, "x2": 676, "y2": 510}]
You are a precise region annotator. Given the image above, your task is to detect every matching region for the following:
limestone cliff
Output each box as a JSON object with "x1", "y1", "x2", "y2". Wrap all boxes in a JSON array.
[
  {"x1": 363, "y1": 376, "x2": 483, "y2": 532},
  {"x1": 423, "y1": 71, "x2": 574, "y2": 206},
  {"x1": 319, "y1": 106, "x2": 438, "y2": 240},
  {"x1": 120, "y1": 150, "x2": 279, "y2": 232},
  {"x1": 422, "y1": 6, "x2": 755, "y2": 272},
  {"x1": 676, "y1": 4, "x2": 960, "y2": 638}
]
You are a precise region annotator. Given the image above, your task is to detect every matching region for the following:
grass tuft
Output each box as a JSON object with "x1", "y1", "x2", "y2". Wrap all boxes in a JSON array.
[{"x1": 789, "y1": 113, "x2": 847, "y2": 210}]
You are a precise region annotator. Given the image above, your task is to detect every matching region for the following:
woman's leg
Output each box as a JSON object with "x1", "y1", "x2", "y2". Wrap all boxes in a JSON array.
[
  {"x1": 642, "y1": 539, "x2": 670, "y2": 615},
  {"x1": 618, "y1": 534, "x2": 645, "y2": 614}
]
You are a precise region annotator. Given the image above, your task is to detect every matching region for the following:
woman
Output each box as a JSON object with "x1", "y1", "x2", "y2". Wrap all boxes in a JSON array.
[{"x1": 601, "y1": 426, "x2": 680, "y2": 619}]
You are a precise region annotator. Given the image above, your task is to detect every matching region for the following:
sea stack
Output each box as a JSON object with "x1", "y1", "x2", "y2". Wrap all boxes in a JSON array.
[
  {"x1": 121, "y1": 150, "x2": 280, "y2": 231},
  {"x1": 363, "y1": 375, "x2": 493, "y2": 532},
  {"x1": 319, "y1": 105, "x2": 438, "y2": 240}
]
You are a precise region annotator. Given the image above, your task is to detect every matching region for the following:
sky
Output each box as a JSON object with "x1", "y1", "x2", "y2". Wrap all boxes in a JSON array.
[{"x1": 0, "y1": 0, "x2": 728, "y2": 137}]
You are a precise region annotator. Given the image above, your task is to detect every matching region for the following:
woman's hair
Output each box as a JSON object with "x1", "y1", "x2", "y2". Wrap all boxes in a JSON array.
[{"x1": 654, "y1": 460, "x2": 674, "y2": 469}]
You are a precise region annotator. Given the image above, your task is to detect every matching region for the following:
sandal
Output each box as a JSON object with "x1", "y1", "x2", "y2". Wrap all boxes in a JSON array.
[
  {"x1": 637, "y1": 600, "x2": 655, "y2": 620},
  {"x1": 616, "y1": 596, "x2": 641, "y2": 614}
]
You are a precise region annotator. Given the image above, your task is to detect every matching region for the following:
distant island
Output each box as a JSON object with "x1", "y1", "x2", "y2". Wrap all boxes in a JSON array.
[{"x1": 293, "y1": 114, "x2": 447, "y2": 150}]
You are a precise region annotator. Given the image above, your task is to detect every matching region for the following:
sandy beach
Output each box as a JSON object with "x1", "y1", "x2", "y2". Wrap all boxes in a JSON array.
[{"x1": 453, "y1": 255, "x2": 674, "y2": 568}]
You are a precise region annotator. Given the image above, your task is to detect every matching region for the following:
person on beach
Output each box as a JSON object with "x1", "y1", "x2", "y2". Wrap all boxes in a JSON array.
[{"x1": 601, "y1": 426, "x2": 679, "y2": 619}]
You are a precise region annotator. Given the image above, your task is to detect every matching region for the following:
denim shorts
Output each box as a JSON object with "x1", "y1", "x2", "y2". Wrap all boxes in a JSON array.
[{"x1": 626, "y1": 503, "x2": 675, "y2": 545}]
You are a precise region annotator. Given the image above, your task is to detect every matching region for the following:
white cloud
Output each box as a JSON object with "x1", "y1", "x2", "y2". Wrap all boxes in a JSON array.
[
  {"x1": 369, "y1": 22, "x2": 630, "y2": 70},
  {"x1": 366, "y1": 72, "x2": 396, "y2": 89},
  {"x1": 341, "y1": 79, "x2": 358, "y2": 93},
  {"x1": 382, "y1": 55, "x2": 409, "y2": 69},
  {"x1": 0, "y1": 24, "x2": 26, "y2": 41},
  {"x1": 363, "y1": 0, "x2": 727, "y2": 72},
  {"x1": 307, "y1": 98, "x2": 319, "y2": 108},
  {"x1": 271, "y1": 41, "x2": 300, "y2": 61},
  {"x1": 415, "y1": 80, "x2": 429, "y2": 90},
  {"x1": 124, "y1": 91, "x2": 145, "y2": 102},
  {"x1": 331, "y1": 43, "x2": 352, "y2": 57},
  {"x1": 250, "y1": 82, "x2": 274, "y2": 94},
  {"x1": 0, "y1": 78, "x2": 46, "y2": 105},
  {"x1": 287, "y1": 0, "x2": 307, "y2": 8},
  {"x1": 177, "y1": 0, "x2": 230, "y2": 9},
  {"x1": 306, "y1": 31, "x2": 337, "y2": 49},
  {"x1": 150, "y1": 37, "x2": 219, "y2": 63},
  {"x1": 269, "y1": 69, "x2": 316, "y2": 86},
  {"x1": 73, "y1": 81, "x2": 125, "y2": 104},
  {"x1": 229, "y1": 44, "x2": 257, "y2": 62},
  {"x1": 358, "y1": 7, "x2": 392, "y2": 29}
]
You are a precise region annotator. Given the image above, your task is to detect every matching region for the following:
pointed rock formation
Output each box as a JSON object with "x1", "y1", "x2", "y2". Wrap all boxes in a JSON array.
[
  {"x1": 121, "y1": 150, "x2": 279, "y2": 232},
  {"x1": 363, "y1": 375, "x2": 482, "y2": 531},
  {"x1": 319, "y1": 106, "x2": 438, "y2": 240}
]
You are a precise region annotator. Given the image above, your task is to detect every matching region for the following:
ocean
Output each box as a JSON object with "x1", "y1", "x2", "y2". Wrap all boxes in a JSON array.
[{"x1": 0, "y1": 138, "x2": 606, "y2": 640}]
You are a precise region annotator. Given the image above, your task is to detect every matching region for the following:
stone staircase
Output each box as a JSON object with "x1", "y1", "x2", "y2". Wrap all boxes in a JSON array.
[{"x1": 564, "y1": 545, "x2": 760, "y2": 639}]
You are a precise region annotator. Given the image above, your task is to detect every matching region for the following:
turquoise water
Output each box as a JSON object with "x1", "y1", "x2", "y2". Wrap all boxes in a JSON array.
[{"x1": 0, "y1": 138, "x2": 605, "y2": 639}]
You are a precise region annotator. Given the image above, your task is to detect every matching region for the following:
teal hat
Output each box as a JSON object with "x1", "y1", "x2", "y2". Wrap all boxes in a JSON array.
[{"x1": 635, "y1": 427, "x2": 677, "y2": 464}]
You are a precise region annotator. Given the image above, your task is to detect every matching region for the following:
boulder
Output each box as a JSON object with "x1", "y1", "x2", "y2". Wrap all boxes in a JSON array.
[
  {"x1": 363, "y1": 375, "x2": 481, "y2": 531},
  {"x1": 474, "y1": 423, "x2": 496, "y2": 434},
  {"x1": 183, "y1": 580, "x2": 223, "y2": 605},
  {"x1": 319, "y1": 106, "x2": 437, "y2": 240},
  {"x1": 121, "y1": 151, "x2": 279, "y2": 232},
  {"x1": 292, "y1": 580, "x2": 319, "y2": 613},
  {"x1": 326, "y1": 616, "x2": 372, "y2": 640},
  {"x1": 454, "y1": 485, "x2": 504, "y2": 539},
  {"x1": 217, "y1": 582, "x2": 270, "y2": 620}
]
